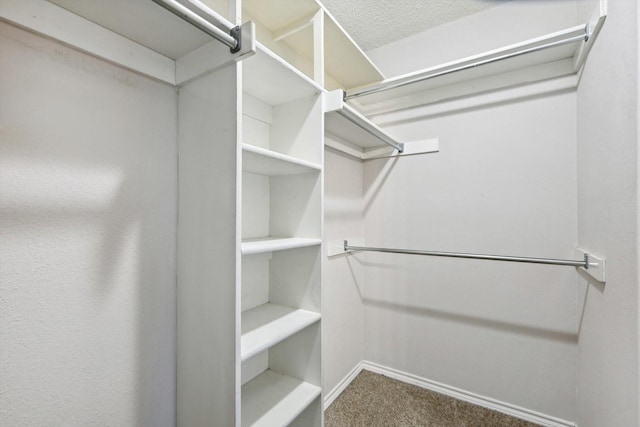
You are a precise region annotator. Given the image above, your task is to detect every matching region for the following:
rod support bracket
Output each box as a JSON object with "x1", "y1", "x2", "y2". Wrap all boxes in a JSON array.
[
  {"x1": 343, "y1": 240, "x2": 348, "y2": 251},
  {"x1": 584, "y1": 22, "x2": 590, "y2": 41},
  {"x1": 575, "y1": 248, "x2": 606, "y2": 283},
  {"x1": 230, "y1": 26, "x2": 241, "y2": 53}
]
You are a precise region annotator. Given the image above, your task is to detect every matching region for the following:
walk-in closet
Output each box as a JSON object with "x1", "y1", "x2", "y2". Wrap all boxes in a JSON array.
[{"x1": 1, "y1": 1, "x2": 638, "y2": 426}]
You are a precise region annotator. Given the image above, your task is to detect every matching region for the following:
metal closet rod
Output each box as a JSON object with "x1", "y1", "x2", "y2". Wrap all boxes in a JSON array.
[
  {"x1": 343, "y1": 241, "x2": 589, "y2": 269},
  {"x1": 344, "y1": 24, "x2": 589, "y2": 101},
  {"x1": 152, "y1": 0, "x2": 241, "y2": 53}
]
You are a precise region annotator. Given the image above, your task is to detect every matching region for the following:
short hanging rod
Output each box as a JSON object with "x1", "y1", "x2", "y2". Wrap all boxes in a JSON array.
[
  {"x1": 152, "y1": 0, "x2": 241, "y2": 53},
  {"x1": 344, "y1": 241, "x2": 589, "y2": 269},
  {"x1": 344, "y1": 24, "x2": 589, "y2": 101}
]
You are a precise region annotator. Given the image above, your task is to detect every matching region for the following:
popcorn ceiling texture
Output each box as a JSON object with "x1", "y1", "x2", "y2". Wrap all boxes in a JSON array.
[{"x1": 320, "y1": 0, "x2": 510, "y2": 51}]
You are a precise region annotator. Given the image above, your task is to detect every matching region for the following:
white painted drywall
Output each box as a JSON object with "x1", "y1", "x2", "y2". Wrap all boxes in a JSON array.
[
  {"x1": 576, "y1": 0, "x2": 640, "y2": 425},
  {"x1": 367, "y1": 0, "x2": 580, "y2": 78},
  {"x1": 0, "y1": 22, "x2": 177, "y2": 426},
  {"x1": 323, "y1": 147, "x2": 366, "y2": 396},
  {"x1": 350, "y1": 3, "x2": 588, "y2": 420},
  {"x1": 359, "y1": 87, "x2": 579, "y2": 420}
]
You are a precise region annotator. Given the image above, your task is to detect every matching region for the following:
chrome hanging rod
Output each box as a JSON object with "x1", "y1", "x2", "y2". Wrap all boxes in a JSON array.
[
  {"x1": 152, "y1": 0, "x2": 241, "y2": 53},
  {"x1": 343, "y1": 241, "x2": 589, "y2": 269},
  {"x1": 344, "y1": 24, "x2": 589, "y2": 101}
]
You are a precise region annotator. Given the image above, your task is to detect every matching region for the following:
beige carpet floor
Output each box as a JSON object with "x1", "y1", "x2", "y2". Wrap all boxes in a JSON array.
[{"x1": 325, "y1": 370, "x2": 541, "y2": 427}]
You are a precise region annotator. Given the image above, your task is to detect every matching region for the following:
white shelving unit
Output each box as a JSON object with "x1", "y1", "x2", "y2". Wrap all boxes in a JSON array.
[
  {"x1": 242, "y1": 0, "x2": 384, "y2": 90},
  {"x1": 240, "y1": 43, "x2": 323, "y2": 427},
  {"x1": 7, "y1": 3, "x2": 325, "y2": 425}
]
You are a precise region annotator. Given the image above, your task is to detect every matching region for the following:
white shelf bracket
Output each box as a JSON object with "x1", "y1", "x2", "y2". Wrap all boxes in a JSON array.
[
  {"x1": 327, "y1": 238, "x2": 364, "y2": 257},
  {"x1": 575, "y1": 248, "x2": 606, "y2": 283}
]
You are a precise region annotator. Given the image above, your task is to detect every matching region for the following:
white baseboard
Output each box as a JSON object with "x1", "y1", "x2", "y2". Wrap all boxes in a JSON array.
[
  {"x1": 325, "y1": 360, "x2": 576, "y2": 427},
  {"x1": 323, "y1": 361, "x2": 364, "y2": 410}
]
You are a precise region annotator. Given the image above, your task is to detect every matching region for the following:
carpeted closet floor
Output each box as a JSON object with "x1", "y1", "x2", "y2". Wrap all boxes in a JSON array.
[{"x1": 325, "y1": 370, "x2": 541, "y2": 427}]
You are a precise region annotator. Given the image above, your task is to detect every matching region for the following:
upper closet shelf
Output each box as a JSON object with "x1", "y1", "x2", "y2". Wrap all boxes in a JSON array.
[
  {"x1": 243, "y1": 0, "x2": 384, "y2": 90},
  {"x1": 244, "y1": 41, "x2": 323, "y2": 106},
  {"x1": 2, "y1": 0, "x2": 255, "y2": 86},
  {"x1": 346, "y1": 19, "x2": 605, "y2": 116}
]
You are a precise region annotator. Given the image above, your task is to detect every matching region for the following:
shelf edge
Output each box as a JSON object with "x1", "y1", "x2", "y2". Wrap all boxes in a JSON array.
[
  {"x1": 241, "y1": 238, "x2": 322, "y2": 255},
  {"x1": 242, "y1": 143, "x2": 322, "y2": 173}
]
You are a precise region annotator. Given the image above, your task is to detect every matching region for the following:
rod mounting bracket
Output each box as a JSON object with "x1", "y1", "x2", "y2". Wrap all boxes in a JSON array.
[
  {"x1": 230, "y1": 26, "x2": 241, "y2": 53},
  {"x1": 575, "y1": 249, "x2": 606, "y2": 283}
]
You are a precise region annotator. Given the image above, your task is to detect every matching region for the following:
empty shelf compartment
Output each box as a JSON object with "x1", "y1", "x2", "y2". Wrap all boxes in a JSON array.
[
  {"x1": 241, "y1": 370, "x2": 321, "y2": 427},
  {"x1": 241, "y1": 303, "x2": 320, "y2": 361}
]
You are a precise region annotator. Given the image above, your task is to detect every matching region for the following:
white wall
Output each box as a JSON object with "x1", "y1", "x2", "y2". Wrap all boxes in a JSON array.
[
  {"x1": 0, "y1": 22, "x2": 177, "y2": 426},
  {"x1": 348, "y1": 2, "x2": 589, "y2": 421},
  {"x1": 576, "y1": 0, "x2": 640, "y2": 425},
  {"x1": 360, "y1": 88, "x2": 579, "y2": 420},
  {"x1": 367, "y1": 0, "x2": 579, "y2": 78},
  {"x1": 323, "y1": 147, "x2": 366, "y2": 395}
]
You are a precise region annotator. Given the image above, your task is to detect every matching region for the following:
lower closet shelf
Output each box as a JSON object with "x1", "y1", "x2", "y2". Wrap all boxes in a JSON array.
[
  {"x1": 242, "y1": 370, "x2": 321, "y2": 427},
  {"x1": 241, "y1": 237, "x2": 322, "y2": 255},
  {"x1": 241, "y1": 303, "x2": 321, "y2": 361}
]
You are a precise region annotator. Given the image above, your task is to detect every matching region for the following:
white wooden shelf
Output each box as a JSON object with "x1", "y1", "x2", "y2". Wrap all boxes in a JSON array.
[
  {"x1": 348, "y1": 22, "x2": 604, "y2": 116},
  {"x1": 47, "y1": 0, "x2": 212, "y2": 60},
  {"x1": 241, "y1": 370, "x2": 321, "y2": 427},
  {"x1": 322, "y1": 8, "x2": 384, "y2": 90},
  {"x1": 324, "y1": 89, "x2": 403, "y2": 152},
  {"x1": 8, "y1": 0, "x2": 255, "y2": 86},
  {"x1": 323, "y1": 89, "x2": 440, "y2": 159},
  {"x1": 242, "y1": 0, "x2": 384, "y2": 90},
  {"x1": 241, "y1": 303, "x2": 321, "y2": 361},
  {"x1": 242, "y1": 144, "x2": 321, "y2": 176},
  {"x1": 242, "y1": 238, "x2": 322, "y2": 255},
  {"x1": 244, "y1": 43, "x2": 322, "y2": 106}
]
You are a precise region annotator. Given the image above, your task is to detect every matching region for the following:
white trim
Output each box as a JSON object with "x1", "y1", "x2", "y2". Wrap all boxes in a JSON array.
[
  {"x1": 323, "y1": 361, "x2": 364, "y2": 410},
  {"x1": 324, "y1": 360, "x2": 576, "y2": 427}
]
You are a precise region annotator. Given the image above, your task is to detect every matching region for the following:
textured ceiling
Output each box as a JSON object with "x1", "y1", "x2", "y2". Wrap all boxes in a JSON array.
[{"x1": 320, "y1": 0, "x2": 509, "y2": 51}]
